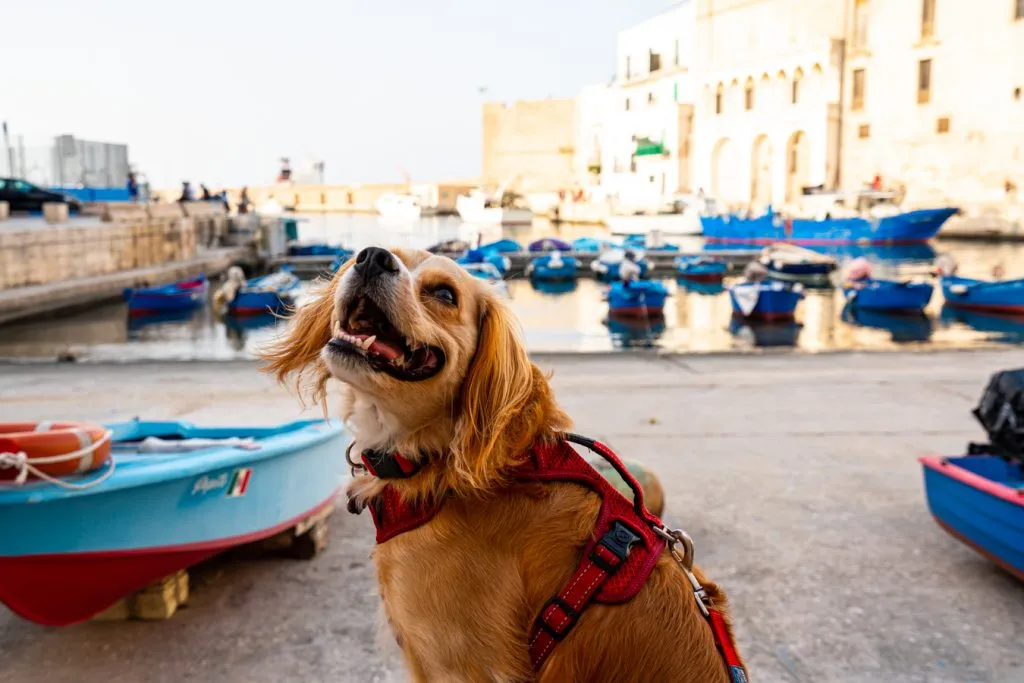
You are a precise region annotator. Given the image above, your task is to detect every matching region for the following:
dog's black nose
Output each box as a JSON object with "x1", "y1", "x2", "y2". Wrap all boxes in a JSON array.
[{"x1": 354, "y1": 247, "x2": 399, "y2": 281}]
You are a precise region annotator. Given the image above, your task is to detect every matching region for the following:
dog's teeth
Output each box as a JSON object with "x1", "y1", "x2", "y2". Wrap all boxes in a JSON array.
[{"x1": 360, "y1": 335, "x2": 376, "y2": 350}]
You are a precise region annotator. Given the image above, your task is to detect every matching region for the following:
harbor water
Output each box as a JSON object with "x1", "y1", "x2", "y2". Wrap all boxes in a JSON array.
[{"x1": 1, "y1": 213, "x2": 1023, "y2": 362}]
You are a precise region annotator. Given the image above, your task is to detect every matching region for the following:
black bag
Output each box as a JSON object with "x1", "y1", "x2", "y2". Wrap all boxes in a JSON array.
[{"x1": 973, "y1": 368, "x2": 1024, "y2": 462}]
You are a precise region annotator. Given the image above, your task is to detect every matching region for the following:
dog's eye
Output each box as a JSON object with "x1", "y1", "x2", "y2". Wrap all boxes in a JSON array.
[{"x1": 430, "y1": 285, "x2": 458, "y2": 306}]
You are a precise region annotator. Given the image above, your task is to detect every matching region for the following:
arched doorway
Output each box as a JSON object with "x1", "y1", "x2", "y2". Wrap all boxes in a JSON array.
[
  {"x1": 785, "y1": 131, "x2": 809, "y2": 202},
  {"x1": 750, "y1": 135, "x2": 773, "y2": 209},
  {"x1": 711, "y1": 138, "x2": 738, "y2": 203}
]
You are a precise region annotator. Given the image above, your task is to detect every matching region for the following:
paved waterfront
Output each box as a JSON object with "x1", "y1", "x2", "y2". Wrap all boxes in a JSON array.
[{"x1": 1, "y1": 351, "x2": 1022, "y2": 682}]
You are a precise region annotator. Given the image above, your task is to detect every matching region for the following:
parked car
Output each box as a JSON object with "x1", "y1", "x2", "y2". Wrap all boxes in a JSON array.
[{"x1": 0, "y1": 178, "x2": 82, "y2": 213}]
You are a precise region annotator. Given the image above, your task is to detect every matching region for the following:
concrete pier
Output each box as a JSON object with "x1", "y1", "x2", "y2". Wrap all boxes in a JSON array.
[{"x1": 0, "y1": 350, "x2": 1021, "y2": 683}]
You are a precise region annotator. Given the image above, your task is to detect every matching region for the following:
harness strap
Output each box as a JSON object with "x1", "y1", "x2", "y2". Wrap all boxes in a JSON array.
[
  {"x1": 709, "y1": 608, "x2": 749, "y2": 683},
  {"x1": 360, "y1": 448, "x2": 421, "y2": 479},
  {"x1": 528, "y1": 521, "x2": 642, "y2": 669}
]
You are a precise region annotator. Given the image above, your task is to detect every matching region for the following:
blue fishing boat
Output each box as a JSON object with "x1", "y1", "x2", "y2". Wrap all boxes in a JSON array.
[
  {"x1": 528, "y1": 237, "x2": 571, "y2": 252},
  {"x1": 940, "y1": 276, "x2": 1024, "y2": 314},
  {"x1": 623, "y1": 234, "x2": 680, "y2": 253},
  {"x1": 676, "y1": 280, "x2": 725, "y2": 296},
  {"x1": 843, "y1": 279, "x2": 934, "y2": 312},
  {"x1": 230, "y1": 271, "x2": 301, "y2": 316},
  {"x1": 760, "y1": 243, "x2": 837, "y2": 284},
  {"x1": 531, "y1": 279, "x2": 578, "y2": 296},
  {"x1": 457, "y1": 249, "x2": 510, "y2": 276},
  {"x1": 591, "y1": 249, "x2": 651, "y2": 282},
  {"x1": 920, "y1": 453, "x2": 1024, "y2": 581},
  {"x1": 571, "y1": 237, "x2": 620, "y2": 253},
  {"x1": 675, "y1": 255, "x2": 727, "y2": 282},
  {"x1": 702, "y1": 207, "x2": 957, "y2": 246},
  {"x1": 123, "y1": 276, "x2": 208, "y2": 315},
  {"x1": 607, "y1": 281, "x2": 669, "y2": 317},
  {"x1": 479, "y1": 239, "x2": 522, "y2": 254},
  {"x1": 526, "y1": 253, "x2": 578, "y2": 281},
  {"x1": 0, "y1": 419, "x2": 348, "y2": 625},
  {"x1": 728, "y1": 281, "x2": 803, "y2": 321},
  {"x1": 287, "y1": 243, "x2": 350, "y2": 257}
]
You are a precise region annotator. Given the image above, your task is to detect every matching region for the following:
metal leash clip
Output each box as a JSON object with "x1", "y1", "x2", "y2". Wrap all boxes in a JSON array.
[
  {"x1": 345, "y1": 442, "x2": 367, "y2": 477},
  {"x1": 654, "y1": 525, "x2": 711, "y2": 617}
]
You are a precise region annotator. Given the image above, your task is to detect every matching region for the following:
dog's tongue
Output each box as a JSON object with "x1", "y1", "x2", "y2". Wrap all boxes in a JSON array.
[{"x1": 369, "y1": 338, "x2": 403, "y2": 361}]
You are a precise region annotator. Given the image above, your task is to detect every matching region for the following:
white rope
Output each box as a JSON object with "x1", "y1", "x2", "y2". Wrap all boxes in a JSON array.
[{"x1": 0, "y1": 429, "x2": 116, "y2": 490}]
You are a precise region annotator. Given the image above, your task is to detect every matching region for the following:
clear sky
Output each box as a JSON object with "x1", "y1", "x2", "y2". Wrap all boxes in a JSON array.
[{"x1": 4, "y1": 0, "x2": 669, "y2": 188}]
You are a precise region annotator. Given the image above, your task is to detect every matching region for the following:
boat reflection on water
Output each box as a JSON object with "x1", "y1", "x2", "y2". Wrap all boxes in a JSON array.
[
  {"x1": 605, "y1": 313, "x2": 666, "y2": 349},
  {"x1": 702, "y1": 242, "x2": 937, "y2": 265},
  {"x1": 675, "y1": 279, "x2": 725, "y2": 296},
  {"x1": 940, "y1": 306, "x2": 1024, "y2": 343},
  {"x1": 127, "y1": 308, "x2": 202, "y2": 333},
  {"x1": 842, "y1": 306, "x2": 934, "y2": 343},
  {"x1": 529, "y1": 279, "x2": 578, "y2": 296},
  {"x1": 728, "y1": 319, "x2": 803, "y2": 348},
  {"x1": 224, "y1": 313, "x2": 282, "y2": 351}
]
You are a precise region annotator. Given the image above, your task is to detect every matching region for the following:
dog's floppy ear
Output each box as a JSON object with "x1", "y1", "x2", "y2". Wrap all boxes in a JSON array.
[
  {"x1": 452, "y1": 295, "x2": 548, "y2": 488},
  {"x1": 259, "y1": 260, "x2": 351, "y2": 405}
]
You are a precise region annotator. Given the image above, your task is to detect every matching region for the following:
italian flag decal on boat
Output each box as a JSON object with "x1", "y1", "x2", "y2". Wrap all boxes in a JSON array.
[{"x1": 227, "y1": 467, "x2": 252, "y2": 497}]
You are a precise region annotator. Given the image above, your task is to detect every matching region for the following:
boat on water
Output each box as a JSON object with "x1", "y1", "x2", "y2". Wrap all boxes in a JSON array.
[
  {"x1": 123, "y1": 276, "x2": 208, "y2": 315},
  {"x1": 0, "y1": 418, "x2": 348, "y2": 625},
  {"x1": 591, "y1": 249, "x2": 652, "y2": 282},
  {"x1": 571, "y1": 237, "x2": 620, "y2": 253},
  {"x1": 940, "y1": 276, "x2": 1024, "y2": 314},
  {"x1": 760, "y1": 243, "x2": 837, "y2": 284},
  {"x1": 479, "y1": 238, "x2": 523, "y2": 254},
  {"x1": 456, "y1": 189, "x2": 534, "y2": 225},
  {"x1": 526, "y1": 253, "x2": 578, "y2": 282},
  {"x1": 623, "y1": 233, "x2": 679, "y2": 253},
  {"x1": 287, "y1": 243, "x2": 351, "y2": 258},
  {"x1": 605, "y1": 195, "x2": 708, "y2": 236},
  {"x1": 457, "y1": 247, "x2": 511, "y2": 276},
  {"x1": 702, "y1": 206, "x2": 958, "y2": 246},
  {"x1": 607, "y1": 281, "x2": 669, "y2": 317},
  {"x1": 844, "y1": 279, "x2": 933, "y2": 312},
  {"x1": 528, "y1": 237, "x2": 572, "y2": 252},
  {"x1": 215, "y1": 269, "x2": 301, "y2": 316},
  {"x1": 920, "y1": 452, "x2": 1024, "y2": 581},
  {"x1": 728, "y1": 280, "x2": 804, "y2": 321},
  {"x1": 374, "y1": 193, "x2": 422, "y2": 221},
  {"x1": 675, "y1": 255, "x2": 727, "y2": 282}
]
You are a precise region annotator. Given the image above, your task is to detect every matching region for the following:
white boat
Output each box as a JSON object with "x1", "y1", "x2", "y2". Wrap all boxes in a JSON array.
[
  {"x1": 374, "y1": 193, "x2": 422, "y2": 221},
  {"x1": 605, "y1": 195, "x2": 708, "y2": 236},
  {"x1": 456, "y1": 190, "x2": 534, "y2": 226}
]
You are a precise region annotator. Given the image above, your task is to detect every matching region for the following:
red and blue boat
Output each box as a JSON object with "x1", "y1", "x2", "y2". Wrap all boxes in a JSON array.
[
  {"x1": 728, "y1": 281, "x2": 803, "y2": 321},
  {"x1": 527, "y1": 253, "x2": 579, "y2": 281},
  {"x1": 702, "y1": 207, "x2": 957, "y2": 246},
  {"x1": 229, "y1": 271, "x2": 301, "y2": 316},
  {"x1": 843, "y1": 279, "x2": 934, "y2": 312},
  {"x1": 591, "y1": 249, "x2": 652, "y2": 282},
  {"x1": 940, "y1": 276, "x2": 1024, "y2": 314},
  {"x1": 607, "y1": 281, "x2": 669, "y2": 318},
  {"x1": 123, "y1": 276, "x2": 208, "y2": 315},
  {"x1": 0, "y1": 418, "x2": 348, "y2": 626},
  {"x1": 920, "y1": 453, "x2": 1023, "y2": 581}
]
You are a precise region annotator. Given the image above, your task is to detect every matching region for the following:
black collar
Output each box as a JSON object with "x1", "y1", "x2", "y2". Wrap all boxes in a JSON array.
[{"x1": 360, "y1": 448, "x2": 423, "y2": 479}]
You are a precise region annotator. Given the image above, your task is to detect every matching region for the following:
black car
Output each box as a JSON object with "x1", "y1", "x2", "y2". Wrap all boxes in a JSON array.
[{"x1": 0, "y1": 178, "x2": 82, "y2": 213}]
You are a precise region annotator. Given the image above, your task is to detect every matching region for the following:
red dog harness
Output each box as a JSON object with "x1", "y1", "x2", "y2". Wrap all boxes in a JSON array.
[{"x1": 354, "y1": 433, "x2": 748, "y2": 682}]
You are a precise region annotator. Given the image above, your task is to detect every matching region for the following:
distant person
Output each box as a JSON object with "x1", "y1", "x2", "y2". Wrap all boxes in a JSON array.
[
  {"x1": 237, "y1": 187, "x2": 252, "y2": 214},
  {"x1": 200, "y1": 184, "x2": 212, "y2": 201},
  {"x1": 619, "y1": 250, "x2": 641, "y2": 287},
  {"x1": 871, "y1": 174, "x2": 883, "y2": 191},
  {"x1": 178, "y1": 181, "x2": 194, "y2": 203},
  {"x1": 220, "y1": 191, "x2": 230, "y2": 213},
  {"x1": 126, "y1": 170, "x2": 139, "y2": 202}
]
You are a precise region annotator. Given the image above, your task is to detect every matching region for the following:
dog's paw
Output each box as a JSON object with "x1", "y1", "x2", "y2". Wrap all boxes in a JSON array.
[{"x1": 345, "y1": 475, "x2": 386, "y2": 514}]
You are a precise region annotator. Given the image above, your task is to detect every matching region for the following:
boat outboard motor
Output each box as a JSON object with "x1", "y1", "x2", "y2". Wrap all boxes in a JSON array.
[{"x1": 972, "y1": 368, "x2": 1024, "y2": 465}]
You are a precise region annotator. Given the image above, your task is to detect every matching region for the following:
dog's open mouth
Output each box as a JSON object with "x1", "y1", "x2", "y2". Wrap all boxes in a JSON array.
[{"x1": 327, "y1": 295, "x2": 445, "y2": 381}]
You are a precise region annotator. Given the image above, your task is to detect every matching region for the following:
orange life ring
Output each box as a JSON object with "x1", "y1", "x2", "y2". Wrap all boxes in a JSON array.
[{"x1": 0, "y1": 422, "x2": 112, "y2": 482}]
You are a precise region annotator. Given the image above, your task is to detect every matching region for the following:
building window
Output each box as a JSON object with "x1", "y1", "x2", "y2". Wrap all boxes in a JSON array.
[
  {"x1": 853, "y1": 0, "x2": 869, "y2": 49},
  {"x1": 918, "y1": 59, "x2": 932, "y2": 104},
  {"x1": 937, "y1": 116, "x2": 950, "y2": 133},
  {"x1": 625, "y1": 56, "x2": 632, "y2": 80},
  {"x1": 921, "y1": 0, "x2": 935, "y2": 39},
  {"x1": 1017, "y1": 0, "x2": 1024, "y2": 19},
  {"x1": 1015, "y1": 87, "x2": 1022, "y2": 100},
  {"x1": 649, "y1": 50, "x2": 662, "y2": 73},
  {"x1": 715, "y1": 85, "x2": 723, "y2": 114},
  {"x1": 744, "y1": 79, "x2": 754, "y2": 110},
  {"x1": 858, "y1": 124, "x2": 871, "y2": 139},
  {"x1": 792, "y1": 74, "x2": 801, "y2": 104},
  {"x1": 674, "y1": 39, "x2": 680, "y2": 66},
  {"x1": 852, "y1": 69, "x2": 866, "y2": 110}
]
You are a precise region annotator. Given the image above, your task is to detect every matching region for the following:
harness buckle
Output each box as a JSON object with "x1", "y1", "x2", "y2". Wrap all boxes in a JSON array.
[
  {"x1": 537, "y1": 596, "x2": 579, "y2": 641},
  {"x1": 655, "y1": 525, "x2": 711, "y2": 617},
  {"x1": 590, "y1": 521, "x2": 642, "y2": 573}
]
